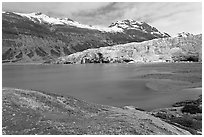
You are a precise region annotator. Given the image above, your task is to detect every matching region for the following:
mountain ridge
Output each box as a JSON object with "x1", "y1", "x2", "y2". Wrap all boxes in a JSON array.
[
  {"x1": 11, "y1": 11, "x2": 124, "y2": 33},
  {"x1": 109, "y1": 19, "x2": 170, "y2": 37},
  {"x1": 2, "y1": 11, "x2": 170, "y2": 63}
]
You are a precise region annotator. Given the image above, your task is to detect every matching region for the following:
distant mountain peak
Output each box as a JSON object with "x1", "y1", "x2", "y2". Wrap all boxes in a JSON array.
[
  {"x1": 109, "y1": 19, "x2": 170, "y2": 37},
  {"x1": 109, "y1": 19, "x2": 144, "y2": 29},
  {"x1": 177, "y1": 32, "x2": 193, "y2": 37},
  {"x1": 5, "y1": 11, "x2": 123, "y2": 33},
  {"x1": 3, "y1": 11, "x2": 170, "y2": 36},
  {"x1": 32, "y1": 12, "x2": 43, "y2": 15}
]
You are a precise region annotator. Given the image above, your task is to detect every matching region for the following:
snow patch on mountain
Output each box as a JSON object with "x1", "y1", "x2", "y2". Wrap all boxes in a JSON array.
[
  {"x1": 109, "y1": 19, "x2": 144, "y2": 30},
  {"x1": 13, "y1": 12, "x2": 123, "y2": 33},
  {"x1": 5, "y1": 11, "x2": 169, "y2": 36},
  {"x1": 177, "y1": 32, "x2": 192, "y2": 37},
  {"x1": 109, "y1": 19, "x2": 169, "y2": 37}
]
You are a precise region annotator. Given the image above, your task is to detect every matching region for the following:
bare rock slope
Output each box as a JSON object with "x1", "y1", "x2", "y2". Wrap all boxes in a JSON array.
[
  {"x1": 2, "y1": 12, "x2": 169, "y2": 63},
  {"x1": 2, "y1": 87, "x2": 191, "y2": 135}
]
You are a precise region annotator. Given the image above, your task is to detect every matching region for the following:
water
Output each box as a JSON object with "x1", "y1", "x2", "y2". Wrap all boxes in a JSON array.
[{"x1": 2, "y1": 63, "x2": 201, "y2": 110}]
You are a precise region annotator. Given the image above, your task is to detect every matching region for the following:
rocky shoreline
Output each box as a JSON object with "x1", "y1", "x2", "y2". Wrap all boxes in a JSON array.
[
  {"x1": 151, "y1": 94, "x2": 202, "y2": 135},
  {"x1": 2, "y1": 87, "x2": 196, "y2": 135}
]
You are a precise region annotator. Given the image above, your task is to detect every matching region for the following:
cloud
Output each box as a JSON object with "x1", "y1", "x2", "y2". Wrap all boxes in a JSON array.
[
  {"x1": 75, "y1": 2, "x2": 118, "y2": 17},
  {"x1": 72, "y1": 3, "x2": 126, "y2": 26},
  {"x1": 2, "y1": 2, "x2": 111, "y2": 17},
  {"x1": 2, "y1": 2, "x2": 202, "y2": 35},
  {"x1": 81, "y1": 2, "x2": 202, "y2": 35}
]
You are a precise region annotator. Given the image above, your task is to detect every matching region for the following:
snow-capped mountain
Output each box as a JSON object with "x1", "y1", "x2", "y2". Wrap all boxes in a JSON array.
[
  {"x1": 109, "y1": 19, "x2": 170, "y2": 37},
  {"x1": 109, "y1": 19, "x2": 144, "y2": 29},
  {"x1": 9, "y1": 12, "x2": 171, "y2": 35},
  {"x1": 13, "y1": 12, "x2": 123, "y2": 33},
  {"x1": 177, "y1": 32, "x2": 193, "y2": 37},
  {"x1": 2, "y1": 11, "x2": 170, "y2": 63}
]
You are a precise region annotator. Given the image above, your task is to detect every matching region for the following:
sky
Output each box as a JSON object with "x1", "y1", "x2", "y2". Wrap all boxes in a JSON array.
[{"x1": 2, "y1": 2, "x2": 202, "y2": 36}]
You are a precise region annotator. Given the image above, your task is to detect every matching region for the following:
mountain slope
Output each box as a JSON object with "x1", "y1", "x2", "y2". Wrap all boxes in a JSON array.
[
  {"x1": 109, "y1": 19, "x2": 170, "y2": 38},
  {"x1": 2, "y1": 87, "x2": 191, "y2": 135},
  {"x1": 56, "y1": 34, "x2": 202, "y2": 64},
  {"x1": 2, "y1": 11, "x2": 169, "y2": 63}
]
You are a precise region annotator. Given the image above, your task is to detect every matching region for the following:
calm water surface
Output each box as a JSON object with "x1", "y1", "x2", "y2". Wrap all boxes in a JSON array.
[{"x1": 2, "y1": 64, "x2": 201, "y2": 110}]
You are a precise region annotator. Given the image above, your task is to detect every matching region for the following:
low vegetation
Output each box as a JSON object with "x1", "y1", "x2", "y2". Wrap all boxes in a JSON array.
[
  {"x1": 181, "y1": 104, "x2": 202, "y2": 114},
  {"x1": 151, "y1": 95, "x2": 202, "y2": 135},
  {"x1": 2, "y1": 88, "x2": 191, "y2": 135}
]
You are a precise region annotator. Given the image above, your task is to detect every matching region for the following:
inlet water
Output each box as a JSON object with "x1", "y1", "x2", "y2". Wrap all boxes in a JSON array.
[{"x1": 2, "y1": 64, "x2": 201, "y2": 110}]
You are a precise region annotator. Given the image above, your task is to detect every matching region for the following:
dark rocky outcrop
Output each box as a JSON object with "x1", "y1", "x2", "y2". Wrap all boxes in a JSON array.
[{"x1": 151, "y1": 95, "x2": 202, "y2": 135}]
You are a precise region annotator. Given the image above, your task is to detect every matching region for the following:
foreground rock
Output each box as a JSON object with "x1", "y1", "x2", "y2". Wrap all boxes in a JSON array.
[
  {"x1": 56, "y1": 34, "x2": 201, "y2": 64},
  {"x1": 2, "y1": 87, "x2": 191, "y2": 135},
  {"x1": 151, "y1": 95, "x2": 202, "y2": 135}
]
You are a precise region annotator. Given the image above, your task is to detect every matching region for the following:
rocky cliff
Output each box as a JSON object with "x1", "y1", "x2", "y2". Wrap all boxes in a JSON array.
[
  {"x1": 2, "y1": 87, "x2": 191, "y2": 135},
  {"x1": 2, "y1": 11, "x2": 169, "y2": 63},
  {"x1": 56, "y1": 34, "x2": 202, "y2": 64}
]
